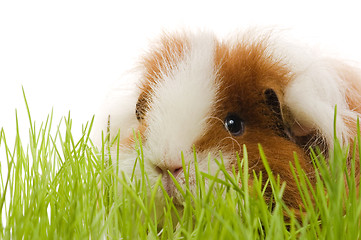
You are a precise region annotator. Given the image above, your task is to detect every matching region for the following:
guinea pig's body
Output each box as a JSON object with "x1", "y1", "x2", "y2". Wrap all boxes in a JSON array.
[{"x1": 94, "y1": 30, "x2": 361, "y2": 215}]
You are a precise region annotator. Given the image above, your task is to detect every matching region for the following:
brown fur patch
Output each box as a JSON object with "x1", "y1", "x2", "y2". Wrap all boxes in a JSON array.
[
  {"x1": 135, "y1": 33, "x2": 189, "y2": 123},
  {"x1": 193, "y1": 39, "x2": 315, "y2": 211},
  {"x1": 134, "y1": 32, "x2": 361, "y2": 214}
]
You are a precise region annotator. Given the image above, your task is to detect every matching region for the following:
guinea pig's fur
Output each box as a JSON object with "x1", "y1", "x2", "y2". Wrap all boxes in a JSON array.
[{"x1": 93, "y1": 29, "x2": 361, "y2": 217}]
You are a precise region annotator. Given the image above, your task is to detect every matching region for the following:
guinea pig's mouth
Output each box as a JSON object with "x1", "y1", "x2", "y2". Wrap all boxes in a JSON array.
[{"x1": 160, "y1": 171, "x2": 185, "y2": 207}]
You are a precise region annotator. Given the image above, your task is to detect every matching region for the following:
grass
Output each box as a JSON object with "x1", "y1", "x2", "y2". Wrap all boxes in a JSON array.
[{"x1": 1, "y1": 93, "x2": 361, "y2": 239}]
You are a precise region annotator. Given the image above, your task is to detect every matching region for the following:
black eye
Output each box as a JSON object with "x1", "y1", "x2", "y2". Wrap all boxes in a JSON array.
[{"x1": 224, "y1": 113, "x2": 244, "y2": 136}]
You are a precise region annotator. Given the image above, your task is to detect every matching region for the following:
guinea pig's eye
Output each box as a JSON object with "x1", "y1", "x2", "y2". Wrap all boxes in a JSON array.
[{"x1": 224, "y1": 113, "x2": 244, "y2": 136}]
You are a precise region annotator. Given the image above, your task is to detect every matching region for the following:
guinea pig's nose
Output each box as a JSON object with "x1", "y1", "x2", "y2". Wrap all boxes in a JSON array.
[{"x1": 156, "y1": 162, "x2": 183, "y2": 177}]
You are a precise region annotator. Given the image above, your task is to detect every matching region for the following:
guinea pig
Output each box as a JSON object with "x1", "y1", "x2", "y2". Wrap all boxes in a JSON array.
[{"x1": 93, "y1": 29, "x2": 361, "y2": 216}]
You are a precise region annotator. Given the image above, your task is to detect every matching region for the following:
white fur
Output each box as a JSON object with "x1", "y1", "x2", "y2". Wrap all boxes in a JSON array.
[
  {"x1": 92, "y1": 71, "x2": 140, "y2": 148},
  {"x1": 271, "y1": 39, "x2": 357, "y2": 147},
  {"x1": 144, "y1": 32, "x2": 218, "y2": 170},
  {"x1": 93, "y1": 29, "x2": 361, "y2": 218},
  {"x1": 95, "y1": 33, "x2": 223, "y2": 216}
]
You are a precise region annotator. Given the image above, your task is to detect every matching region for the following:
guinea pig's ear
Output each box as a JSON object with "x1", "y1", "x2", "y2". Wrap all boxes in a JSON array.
[
  {"x1": 264, "y1": 88, "x2": 282, "y2": 120},
  {"x1": 263, "y1": 88, "x2": 294, "y2": 140},
  {"x1": 135, "y1": 92, "x2": 148, "y2": 121}
]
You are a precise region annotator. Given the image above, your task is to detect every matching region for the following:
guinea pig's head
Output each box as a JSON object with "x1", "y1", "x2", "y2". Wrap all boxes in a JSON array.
[
  {"x1": 111, "y1": 31, "x2": 324, "y2": 212},
  {"x1": 100, "y1": 29, "x2": 361, "y2": 220}
]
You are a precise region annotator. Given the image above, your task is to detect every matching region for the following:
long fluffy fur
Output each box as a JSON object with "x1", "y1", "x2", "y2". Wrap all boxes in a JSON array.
[{"x1": 93, "y1": 29, "x2": 361, "y2": 217}]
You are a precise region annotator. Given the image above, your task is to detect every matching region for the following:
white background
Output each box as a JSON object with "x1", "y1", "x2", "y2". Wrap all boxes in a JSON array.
[
  {"x1": 1, "y1": 0, "x2": 361, "y2": 226},
  {"x1": 1, "y1": 0, "x2": 361, "y2": 146}
]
